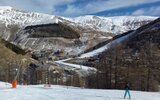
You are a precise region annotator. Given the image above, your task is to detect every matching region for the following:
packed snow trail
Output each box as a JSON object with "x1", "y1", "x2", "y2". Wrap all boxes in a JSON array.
[
  {"x1": 0, "y1": 82, "x2": 160, "y2": 100},
  {"x1": 55, "y1": 59, "x2": 96, "y2": 71}
]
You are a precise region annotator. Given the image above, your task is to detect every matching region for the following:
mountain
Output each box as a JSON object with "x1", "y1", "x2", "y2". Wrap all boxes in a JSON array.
[
  {"x1": 0, "y1": 6, "x2": 157, "y2": 56},
  {"x1": 74, "y1": 17, "x2": 160, "y2": 91},
  {"x1": 0, "y1": 6, "x2": 159, "y2": 90},
  {"x1": 69, "y1": 15, "x2": 157, "y2": 34},
  {"x1": 79, "y1": 18, "x2": 160, "y2": 58}
]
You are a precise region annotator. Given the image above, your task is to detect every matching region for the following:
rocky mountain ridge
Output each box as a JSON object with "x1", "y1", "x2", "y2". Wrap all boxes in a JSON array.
[{"x1": 0, "y1": 6, "x2": 157, "y2": 56}]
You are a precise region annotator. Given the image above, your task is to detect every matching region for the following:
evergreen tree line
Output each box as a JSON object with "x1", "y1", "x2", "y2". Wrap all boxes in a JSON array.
[{"x1": 85, "y1": 34, "x2": 160, "y2": 91}]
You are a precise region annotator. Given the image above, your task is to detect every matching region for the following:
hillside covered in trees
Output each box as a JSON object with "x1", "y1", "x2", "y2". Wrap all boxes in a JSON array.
[
  {"x1": 0, "y1": 38, "x2": 32, "y2": 83},
  {"x1": 81, "y1": 18, "x2": 160, "y2": 91}
]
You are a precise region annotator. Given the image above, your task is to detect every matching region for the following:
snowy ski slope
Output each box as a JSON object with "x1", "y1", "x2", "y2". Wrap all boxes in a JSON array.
[{"x1": 0, "y1": 82, "x2": 160, "y2": 100}]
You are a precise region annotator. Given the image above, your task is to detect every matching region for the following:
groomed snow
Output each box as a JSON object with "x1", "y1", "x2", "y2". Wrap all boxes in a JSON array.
[
  {"x1": 55, "y1": 59, "x2": 97, "y2": 72},
  {"x1": 0, "y1": 82, "x2": 160, "y2": 100},
  {"x1": 55, "y1": 31, "x2": 135, "y2": 73}
]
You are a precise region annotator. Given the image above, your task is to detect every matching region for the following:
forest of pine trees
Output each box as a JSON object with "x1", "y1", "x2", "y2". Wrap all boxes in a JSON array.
[{"x1": 85, "y1": 29, "x2": 160, "y2": 91}]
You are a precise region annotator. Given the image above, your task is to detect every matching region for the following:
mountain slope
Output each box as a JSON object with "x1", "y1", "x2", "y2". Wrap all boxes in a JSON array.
[
  {"x1": 0, "y1": 82, "x2": 160, "y2": 100},
  {"x1": 0, "y1": 38, "x2": 32, "y2": 83},
  {"x1": 0, "y1": 6, "x2": 157, "y2": 56},
  {"x1": 79, "y1": 17, "x2": 160, "y2": 58},
  {"x1": 75, "y1": 17, "x2": 160, "y2": 91},
  {"x1": 69, "y1": 15, "x2": 156, "y2": 34}
]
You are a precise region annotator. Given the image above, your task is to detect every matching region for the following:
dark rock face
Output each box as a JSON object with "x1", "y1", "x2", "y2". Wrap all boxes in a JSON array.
[
  {"x1": 24, "y1": 23, "x2": 80, "y2": 39},
  {"x1": 0, "y1": 38, "x2": 26, "y2": 55}
]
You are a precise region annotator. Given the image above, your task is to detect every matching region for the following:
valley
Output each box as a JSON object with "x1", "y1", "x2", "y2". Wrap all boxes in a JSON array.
[{"x1": 0, "y1": 6, "x2": 159, "y2": 92}]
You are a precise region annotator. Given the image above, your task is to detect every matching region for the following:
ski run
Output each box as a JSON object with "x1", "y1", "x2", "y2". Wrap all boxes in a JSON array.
[{"x1": 0, "y1": 82, "x2": 160, "y2": 100}]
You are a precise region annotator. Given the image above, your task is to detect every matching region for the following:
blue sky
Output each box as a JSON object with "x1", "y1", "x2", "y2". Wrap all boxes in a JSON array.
[{"x1": 0, "y1": 0, "x2": 160, "y2": 17}]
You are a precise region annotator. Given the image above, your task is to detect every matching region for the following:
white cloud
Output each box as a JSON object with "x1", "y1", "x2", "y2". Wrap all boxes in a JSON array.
[
  {"x1": 0, "y1": 0, "x2": 159, "y2": 17},
  {"x1": 34, "y1": 0, "x2": 76, "y2": 12},
  {"x1": 58, "y1": 0, "x2": 160, "y2": 17},
  {"x1": 132, "y1": 7, "x2": 160, "y2": 16},
  {"x1": 0, "y1": 0, "x2": 76, "y2": 14}
]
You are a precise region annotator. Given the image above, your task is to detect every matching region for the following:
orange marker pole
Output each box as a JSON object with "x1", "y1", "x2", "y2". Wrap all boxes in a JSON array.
[{"x1": 12, "y1": 80, "x2": 17, "y2": 88}]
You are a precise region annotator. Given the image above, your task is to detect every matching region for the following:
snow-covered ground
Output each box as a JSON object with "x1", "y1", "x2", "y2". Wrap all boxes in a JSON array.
[
  {"x1": 54, "y1": 58, "x2": 97, "y2": 76},
  {"x1": 55, "y1": 59, "x2": 96, "y2": 71},
  {"x1": 0, "y1": 82, "x2": 160, "y2": 100}
]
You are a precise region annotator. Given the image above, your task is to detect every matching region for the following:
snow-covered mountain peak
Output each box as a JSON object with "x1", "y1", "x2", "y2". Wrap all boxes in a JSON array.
[
  {"x1": 70, "y1": 15, "x2": 157, "y2": 34},
  {"x1": 74, "y1": 15, "x2": 157, "y2": 22},
  {"x1": 0, "y1": 6, "x2": 61, "y2": 27},
  {"x1": 0, "y1": 6, "x2": 13, "y2": 10},
  {"x1": 0, "y1": 7, "x2": 158, "y2": 56},
  {"x1": 0, "y1": 6, "x2": 157, "y2": 34}
]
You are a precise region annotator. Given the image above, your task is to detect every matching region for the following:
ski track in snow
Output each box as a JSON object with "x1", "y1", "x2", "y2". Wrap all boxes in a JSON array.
[
  {"x1": 55, "y1": 58, "x2": 97, "y2": 72},
  {"x1": 0, "y1": 82, "x2": 160, "y2": 100}
]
